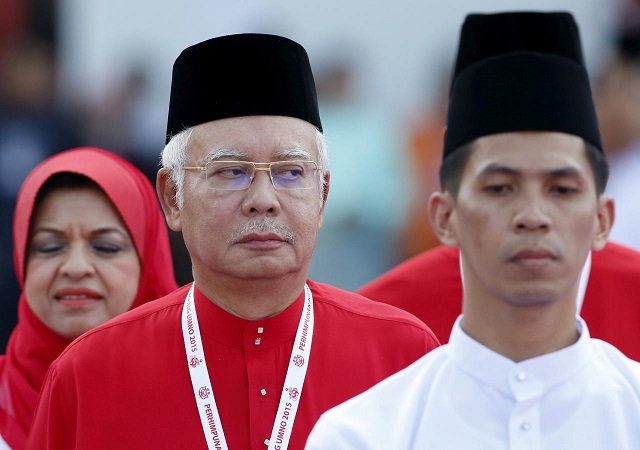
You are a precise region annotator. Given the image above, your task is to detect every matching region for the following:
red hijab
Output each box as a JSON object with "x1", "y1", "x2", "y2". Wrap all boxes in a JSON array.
[{"x1": 0, "y1": 147, "x2": 178, "y2": 448}]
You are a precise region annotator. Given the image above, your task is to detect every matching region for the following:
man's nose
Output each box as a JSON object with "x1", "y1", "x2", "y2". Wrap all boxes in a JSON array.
[
  {"x1": 512, "y1": 193, "x2": 551, "y2": 232},
  {"x1": 241, "y1": 169, "x2": 281, "y2": 216}
]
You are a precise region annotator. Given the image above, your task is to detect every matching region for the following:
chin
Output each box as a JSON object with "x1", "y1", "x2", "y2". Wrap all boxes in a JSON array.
[
  {"x1": 506, "y1": 288, "x2": 561, "y2": 306},
  {"x1": 229, "y1": 257, "x2": 302, "y2": 280},
  {"x1": 236, "y1": 267, "x2": 297, "y2": 281},
  {"x1": 502, "y1": 277, "x2": 573, "y2": 305},
  {"x1": 55, "y1": 318, "x2": 103, "y2": 341},
  {"x1": 57, "y1": 328, "x2": 89, "y2": 341},
  {"x1": 511, "y1": 296, "x2": 558, "y2": 307}
]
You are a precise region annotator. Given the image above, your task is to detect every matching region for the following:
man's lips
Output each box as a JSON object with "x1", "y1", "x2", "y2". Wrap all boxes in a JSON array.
[
  {"x1": 54, "y1": 288, "x2": 102, "y2": 306},
  {"x1": 510, "y1": 248, "x2": 557, "y2": 261},
  {"x1": 509, "y1": 248, "x2": 558, "y2": 269},
  {"x1": 236, "y1": 233, "x2": 286, "y2": 244}
]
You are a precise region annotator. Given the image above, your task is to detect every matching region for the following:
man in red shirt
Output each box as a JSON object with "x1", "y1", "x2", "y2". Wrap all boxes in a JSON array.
[{"x1": 26, "y1": 34, "x2": 438, "y2": 450}]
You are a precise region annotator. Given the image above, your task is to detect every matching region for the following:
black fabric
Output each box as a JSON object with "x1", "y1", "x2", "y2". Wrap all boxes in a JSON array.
[
  {"x1": 443, "y1": 11, "x2": 602, "y2": 158},
  {"x1": 618, "y1": 24, "x2": 640, "y2": 60},
  {"x1": 166, "y1": 33, "x2": 322, "y2": 143},
  {"x1": 452, "y1": 12, "x2": 584, "y2": 82}
]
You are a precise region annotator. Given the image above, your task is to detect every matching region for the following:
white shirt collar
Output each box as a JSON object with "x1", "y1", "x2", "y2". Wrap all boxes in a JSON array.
[{"x1": 448, "y1": 316, "x2": 592, "y2": 399}]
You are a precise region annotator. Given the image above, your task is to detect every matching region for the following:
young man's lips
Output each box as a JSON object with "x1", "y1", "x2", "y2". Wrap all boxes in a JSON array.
[{"x1": 510, "y1": 248, "x2": 557, "y2": 262}]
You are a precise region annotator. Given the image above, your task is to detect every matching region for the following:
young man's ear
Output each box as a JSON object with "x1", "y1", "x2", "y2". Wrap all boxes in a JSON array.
[
  {"x1": 592, "y1": 195, "x2": 615, "y2": 251},
  {"x1": 157, "y1": 168, "x2": 182, "y2": 232},
  {"x1": 428, "y1": 191, "x2": 459, "y2": 247}
]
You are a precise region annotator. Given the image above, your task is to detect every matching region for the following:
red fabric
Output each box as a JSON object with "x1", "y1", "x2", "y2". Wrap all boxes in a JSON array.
[
  {"x1": 580, "y1": 242, "x2": 640, "y2": 360},
  {"x1": 26, "y1": 280, "x2": 439, "y2": 450},
  {"x1": 358, "y1": 242, "x2": 640, "y2": 361},
  {"x1": 359, "y1": 246, "x2": 462, "y2": 345},
  {"x1": 0, "y1": 148, "x2": 178, "y2": 449}
]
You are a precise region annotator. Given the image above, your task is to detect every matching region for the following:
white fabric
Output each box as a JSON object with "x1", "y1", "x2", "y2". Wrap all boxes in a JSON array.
[
  {"x1": 576, "y1": 251, "x2": 590, "y2": 311},
  {"x1": 606, "y1": 142, "x2": 640, "y2": 251},
  {"x1": 0, "y1": 435, "x2": 10, "y2": 450},
  {"x1": 182, "y1": 284, "x2": 229, "y2": 449},
  {"x1": 182, "y1": 283, "x2": 314, "y2": 450},
  {"x1": 305, "y1": 316, "x2": 640, "y2": 450}
]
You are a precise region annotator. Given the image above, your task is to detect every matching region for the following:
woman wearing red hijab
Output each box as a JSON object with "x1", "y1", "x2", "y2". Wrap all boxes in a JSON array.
[{"x1": 0, "y1": 147, "x2": 178, "y2": 449}]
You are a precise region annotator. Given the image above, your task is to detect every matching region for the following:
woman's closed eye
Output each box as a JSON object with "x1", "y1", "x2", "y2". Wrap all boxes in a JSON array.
[{"x1": 92, "y1": 241, "x2": 124, "y2": 254}]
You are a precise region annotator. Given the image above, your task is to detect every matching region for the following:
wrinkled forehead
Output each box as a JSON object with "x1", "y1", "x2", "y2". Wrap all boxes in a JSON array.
[{"x1": 188, "y1": 116, "x2": 319, "y2": 161}]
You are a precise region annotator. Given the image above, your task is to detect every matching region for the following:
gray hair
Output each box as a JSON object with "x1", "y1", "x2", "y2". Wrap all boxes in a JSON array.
[{"x1": 161, "y1": 125, "x2": 328, "y2": 210}]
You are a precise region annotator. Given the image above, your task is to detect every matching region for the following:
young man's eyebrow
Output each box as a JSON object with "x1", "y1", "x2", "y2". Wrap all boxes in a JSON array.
[
  {"x1": 547, "y1": 167, "x2": 584, "y2": 178},
  {"x1": 478, "y1": 164, "x2": 520, "y2": 176}
]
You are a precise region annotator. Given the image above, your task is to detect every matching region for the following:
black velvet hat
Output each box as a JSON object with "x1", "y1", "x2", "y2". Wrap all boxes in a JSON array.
[
  {"x1": 443, "y1": 11, "x2": 603, "y2": 159},
  {"x1": 617, "y1": 23, "x2": 640, "y2": 60},
  {"x1": 165, "y1": 33, "x2": 322, "y2": 144}
]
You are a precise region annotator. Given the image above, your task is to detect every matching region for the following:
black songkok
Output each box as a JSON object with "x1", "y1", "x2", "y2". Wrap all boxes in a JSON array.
[
  {"x1": 165, "y1": 33, "x2": 322, "y2": 144},
  {"x1": 617, "y1": 23, "x2": 640, "y2": 60},
  {"x1": 443, "y1": 11, "x2": 603, "y2": 159}
]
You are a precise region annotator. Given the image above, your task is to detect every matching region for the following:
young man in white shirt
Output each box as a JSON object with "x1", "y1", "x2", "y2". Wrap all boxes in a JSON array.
[{"x1": 305, "y1": 11, "x2": 640, "y2": 450}]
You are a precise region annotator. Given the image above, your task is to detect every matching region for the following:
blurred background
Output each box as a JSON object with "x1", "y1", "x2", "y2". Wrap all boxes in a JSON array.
[{"x1": 1, "y1": 0, "x2": 637, "y2": 350}]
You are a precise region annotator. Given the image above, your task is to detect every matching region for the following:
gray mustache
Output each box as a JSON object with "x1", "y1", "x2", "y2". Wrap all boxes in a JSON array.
[{"x1": 229, "y1": 220, "x2": 295, "y2": 244}]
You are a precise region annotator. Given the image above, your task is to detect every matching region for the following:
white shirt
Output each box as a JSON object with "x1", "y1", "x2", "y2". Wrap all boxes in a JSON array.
[
  {"x1": 305, "y1": 317, "x2": 640, "y2": 450},
  {"x1": 606, "y1": 141, "x2": 640, "y2": 251},
  {"x1": 0, "y1": 435, "x2": 11, "y2": 450}
]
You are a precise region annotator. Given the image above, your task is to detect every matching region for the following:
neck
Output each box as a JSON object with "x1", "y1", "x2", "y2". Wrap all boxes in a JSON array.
[
  {"x1": 192, "y1": 270, "x2": 308, "y2": 320},
  {"x1": 461, "y1": 291, "x2": 579, "y2": 363}
]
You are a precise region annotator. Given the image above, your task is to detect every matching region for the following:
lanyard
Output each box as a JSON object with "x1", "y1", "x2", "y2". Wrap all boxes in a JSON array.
[{"x1": 182, "y1": 284, "x2": 314, "y2": 450}]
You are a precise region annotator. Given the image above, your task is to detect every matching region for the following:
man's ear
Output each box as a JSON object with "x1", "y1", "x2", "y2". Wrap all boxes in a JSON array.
[
  {"x1": 157, "y1": 168, "x2": 182, "y2": 232},
  {"x1": 592, "y1": 194, "x2": 614, "y2": 251},
  {"x1": 428, "y1": 191, "x2": 458, "y2": 247},
  {"x1": 321, "y1": 171, "x2": 330, "y2": 211},
  {"x1": 317, "y1": 171, "x2": 330, "y2": 229}
]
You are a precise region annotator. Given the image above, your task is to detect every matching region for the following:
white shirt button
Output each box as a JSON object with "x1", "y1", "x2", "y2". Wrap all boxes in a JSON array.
[
  {"x1": 521, "y1": 422, "x2": 531, "y2": 431},
  {"x1": 516, "y1": 371, "x2": 527, "y2": 381}
]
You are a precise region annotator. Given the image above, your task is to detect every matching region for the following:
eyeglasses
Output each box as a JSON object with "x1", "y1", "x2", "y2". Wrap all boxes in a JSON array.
[{"x1": 183, "y1": 160, "x2": 323, "y2": 191}]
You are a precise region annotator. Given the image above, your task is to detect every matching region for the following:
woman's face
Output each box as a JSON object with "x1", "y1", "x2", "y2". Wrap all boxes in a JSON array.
[{"x1": 24, "y1": 186, "x2": 141, "y2": 340}]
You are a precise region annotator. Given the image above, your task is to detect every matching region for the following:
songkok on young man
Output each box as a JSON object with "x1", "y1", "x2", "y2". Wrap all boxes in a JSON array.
[
  {"x1": 26, "y1": 34, "x2": 439, "y2": 450},
  {"x1": 306, "y1": 12, "x2": 640, "y2": 450}
]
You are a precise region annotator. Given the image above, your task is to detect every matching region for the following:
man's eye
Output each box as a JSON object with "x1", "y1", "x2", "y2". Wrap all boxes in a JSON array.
[
  {"x1": 274, "y1": 165, "x2": 304, "y2": 180},
  {"x1": 551, "y1": 185, "x2": 578, "y2": 195},
  {"x1": 484, "y1": 185, "x2": 511, "y2": 194},
  {"x1": 214, "y1": 167, "x2": 248, "y2": 179}
]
